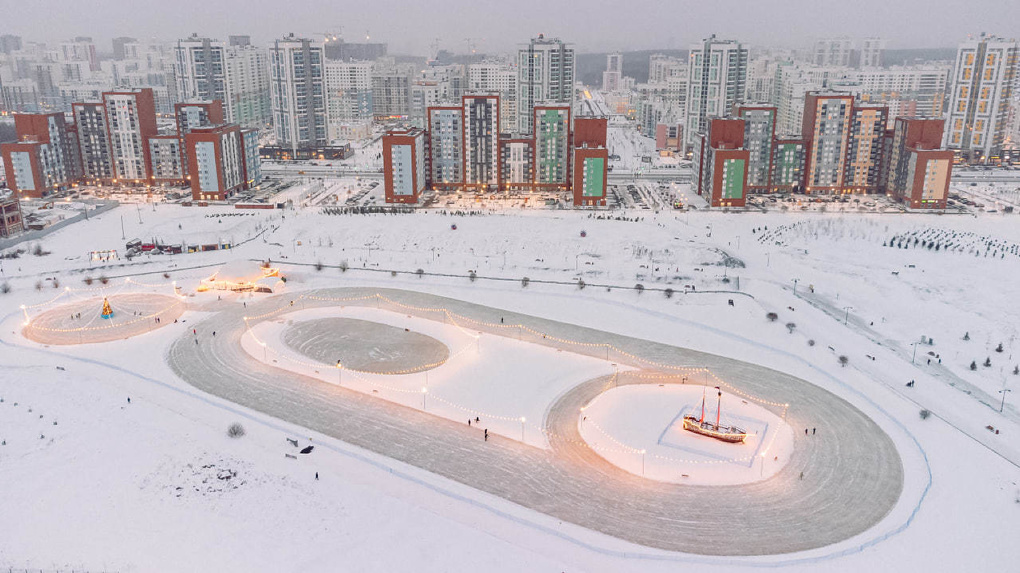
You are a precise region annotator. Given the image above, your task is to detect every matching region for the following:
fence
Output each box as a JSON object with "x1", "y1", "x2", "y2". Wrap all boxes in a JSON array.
[{"x1": 0, "y1": 201, "x2": 119, "y2": 251}]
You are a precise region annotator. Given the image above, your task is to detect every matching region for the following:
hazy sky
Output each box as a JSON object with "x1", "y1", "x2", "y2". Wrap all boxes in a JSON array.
[{"x1": 5, "y1": 0, "x2": 1019, "y2": 54}]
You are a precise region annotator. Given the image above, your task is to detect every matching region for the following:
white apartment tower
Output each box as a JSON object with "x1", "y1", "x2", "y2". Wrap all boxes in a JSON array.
[
  {"x1": 945, "y1": 34, "x2": 1019, "y2": 161},
  {"x1": 467, "y1": 59, "x2": 518, "y2": 132},
  {"x1": 325, "y1": 60, "x2": 373, "y2": 138},
  {"x1": 517, "y1": 35, "x2": 574, "y2": 135},
  {"x1": 270, "y1": 35, "x2": 329, "y2": 152},
  {"x1": 684, "y1": 35, "x2": 748, "y2": 149},
  {"x1": 174, "y1": 35, "x2": 272, "y2": 129},
  {"x1": 813, "y1": 38, "x2": 853, "y2": 67},
  {"x1": 603, "y1": 53, "x2": 623, "y2": 92},
  {"x1": 860, "y1": 38, "x2": 886, "y2": 68}
]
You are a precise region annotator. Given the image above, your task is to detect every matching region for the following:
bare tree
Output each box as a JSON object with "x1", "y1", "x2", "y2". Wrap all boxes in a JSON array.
[
  {"x1": 838, "y1": 355, "x2": 849, "y2": 367},
  {"x1": 786, "y1": 322, "x2": 796, "y2": 333},
  {"x1": 766, "y1": 312, "x2": 779, "y2": 322},
  {"x1": 227, "y1": 423, "x2": 246, "y2": 438}
]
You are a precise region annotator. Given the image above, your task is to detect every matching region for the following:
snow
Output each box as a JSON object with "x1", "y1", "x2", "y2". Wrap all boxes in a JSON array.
[
  {"x1": 2, "y1": 197, "x2": 1020, "y2": 571},
  {"x1": 243, "y1": 305, "x2": 619, "y2": 448},
  {"x1": 579, "y1": 384, "x2": 795, "y2": 484}
]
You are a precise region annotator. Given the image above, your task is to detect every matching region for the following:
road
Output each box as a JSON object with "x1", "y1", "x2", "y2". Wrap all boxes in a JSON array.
[{"x1": 168, "y1": 287, "x2": 905, "y2": 556}]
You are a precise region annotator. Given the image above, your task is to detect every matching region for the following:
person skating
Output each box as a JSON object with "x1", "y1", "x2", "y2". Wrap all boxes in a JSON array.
[{"x1": 484, "y1": 429, "x2": 488, "y2": 441}]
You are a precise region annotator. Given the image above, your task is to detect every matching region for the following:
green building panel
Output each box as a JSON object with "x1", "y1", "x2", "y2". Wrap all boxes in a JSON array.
[
  {"x1": 722, "y1": 158, "x2": 745, "y2": 199},
  {"x1": 583, "y1": 157, "x2": 605, "y2": 197}
]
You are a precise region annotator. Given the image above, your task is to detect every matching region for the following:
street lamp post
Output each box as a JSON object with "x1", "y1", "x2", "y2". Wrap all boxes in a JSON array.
[
  {"x1": 792, "y1": 278, "x2": 800, "y2": 296},
  {"x1": 911, "y1": 342, "x2": 919, "y2": 365},
  {"x1": 520, "y1": 417, "x2": 526, "y2": 442},
  {"x1": 843, "y1": 306, "x2": 853, "y2": 326},
  {"x1": 336, "y1": 360, "x2": 342, "y2": 385},
  {"x1": 422, "y1": 387, "x2": 428, "y2": 410},
  {"x1": 1000, "y1": 388, "x2": 1012, "y2": 413}
]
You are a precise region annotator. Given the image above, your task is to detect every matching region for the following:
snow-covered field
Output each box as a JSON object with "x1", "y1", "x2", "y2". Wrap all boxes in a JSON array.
[{"x1": 1, "y1": 200, "x2": 1019, "y2": 571}]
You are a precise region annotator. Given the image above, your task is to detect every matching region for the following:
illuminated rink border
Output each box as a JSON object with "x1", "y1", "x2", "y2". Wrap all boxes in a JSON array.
[
  {"x1": 21, "y1": 278, "x2": 187, "y2": 345},
  {"x1": 169, "y1": 287, "x2": 918, "y2": 557}
]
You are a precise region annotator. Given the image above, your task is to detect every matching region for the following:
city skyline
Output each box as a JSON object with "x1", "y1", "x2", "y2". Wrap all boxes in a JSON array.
[{"x1": 4, "y1": 0, "x2": 1018, "y2": 55}]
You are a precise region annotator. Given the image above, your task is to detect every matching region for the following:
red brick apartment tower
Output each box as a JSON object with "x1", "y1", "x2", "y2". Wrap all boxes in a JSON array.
[
  {"x1": 886, "y1": 117, "x2": 951, "y2": 209},
  {"x1": 382, "y1": 128, "x2": 426, "y2": 204},
  {"x1": 1, "y1": 113, "x2": 78, "y2": 198},
  {"x1": 573, "y1": 116, "x2": 608, "y2": 148},
  {"x1": 802, "y1": 92, "x2": 854, "y2": 194},
  {"x1": 692, "y1": 118, "x2": 749, "y2": 208},
  {"x1": 185, "y1": 124, "x2": 245, "y2": 201},
  {"x1": 1, "y1": 140, "x2": 45, "y2": 197},
  {"x1": 175, "y1": 100, "x2": 225, "y2": 177},
  {"x1": 572, "y1": 116, "x2": 610, "y2": 206}
]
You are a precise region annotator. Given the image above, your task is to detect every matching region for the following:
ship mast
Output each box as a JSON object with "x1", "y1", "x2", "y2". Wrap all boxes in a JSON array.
[
  {"x1": 715, "y1": 387, "x2": 722, "y2": 428},
  {"x1": 699, "y1": 385, "x2": 707, "y2": 423}
]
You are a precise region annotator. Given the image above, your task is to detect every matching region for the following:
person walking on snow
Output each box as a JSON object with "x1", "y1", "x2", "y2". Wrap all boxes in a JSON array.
[{"x1": 484, "y1": 429, "x2": 488, "y2": 441}]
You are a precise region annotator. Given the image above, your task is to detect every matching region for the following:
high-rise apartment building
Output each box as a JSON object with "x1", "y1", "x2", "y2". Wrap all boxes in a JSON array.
[
  {"x1": 813, "y1": 38, "x2": 853, "y2": 67},
  {"x1": 734, "y1": 105, "x2": 776, "y2": 192},
  {"x1": 269, "y1": 35, "x2": 328, "y2": 153},
  {"x1": 533, "y1": 106, "x2": 571, "y2": 188},
  {"x1": 102, "y1": 88, "x2": 158, "y2": 182},
  {"x1": 111, "y1": 37, "x2": 137, "y2": 60},
  {"x1": 945, "y1": 34, "x2": 1019, "y2": 162},
  {"x1": 693, "y1": 118, "x2": 749, "y2": 207},
  {"x1": 148, "y1": 135, "x2": 184, "y2": 184},
  {"x1": 684, "y1": 35, "x2": 748, "y2": 150},
  {"x1": 382, "y1": 128, "x2": 426, "y2": 204},
  {"x1": 467, "y1": 60, "x2": 518, "y2": 133},
  {"x1": 770, "y1": 139, "x2": 807, "y2": 193},
  {"x1": 462, "y1": 94, "x2": 500, "y2": 191},
  {"x1": 175, "y1": 100, "x2": 224, "y2": 177},
  {"x1": 845, "y1": 104, "x2": 889, "y2": 193},
  {"x1": 603, "y1": 53, "x2": 623, "y2": 92},
  {"x1": 325, "y1": 60, "x2": 373, "y2": 138},
  {"x1": 572, "y1": 116, "x2": 609, "y2": 206},
  {"x1": 801, "y1": 92, "x2": 854, "y2": 193},
  {"x1": 174, "y1": 35, "x2": 272, "y2": 129},
  {"x1": 860, "y1": 38, "x2": 886, "y2": 68},
  {"x1": 886, "y1": 117, "x2": 952, "y2": 208},
  {"x1": 517, "y1": 35, "x2": 574, "y2": 135},
  {"x1": 649, "y1": 54, "x2": 685, "y2": 84},
  {"x1": 427, "y1": 106, "x2": 463, "y2": 190},
  {"x1": 72, "y1": 101, "x2": 114, "y2": 182},
  {"x1": 185, "y1": 123, "x2": 246, "y2": 201},
  {"x1": 1, "y1": 113, "x2": 81, "y2": 197},
  {"x1": 371, "y1": 63, "x2": 413, "y2": 120}
]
